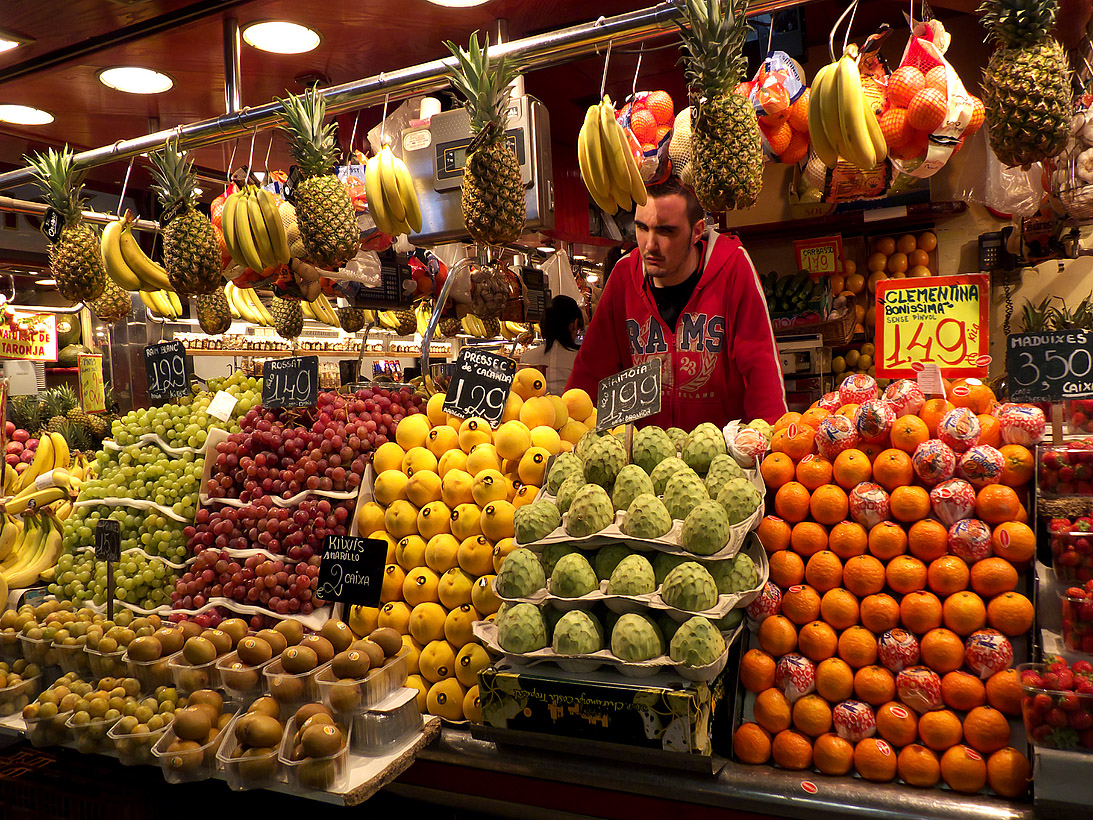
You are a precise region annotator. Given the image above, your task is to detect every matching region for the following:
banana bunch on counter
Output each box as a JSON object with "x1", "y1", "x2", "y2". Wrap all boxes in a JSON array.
[{"x1": 0, "y1": 513, "x2": 64, "y2": 596}]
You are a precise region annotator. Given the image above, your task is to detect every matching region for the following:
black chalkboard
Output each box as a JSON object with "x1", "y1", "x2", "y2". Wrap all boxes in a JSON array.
[
  {"x1": 1006, "y1": 330, "x2": 1093, "y2": 403},
  {"x1": 95, "y1": 519, "x2": 121, "y2": 562},
  {"x1": 261, "y1": 355, "x2": 319, "y2": 409},
  {"x1": 597, "y1": 358, "x2": 663, "y2": 430},
  {"x1": 42, "y1": 208, "x2": 63, "y2": 244},
  {"x1": 316, "y1": 535, "x2": 387, "y2": 607},
  {"x1": 442, "y1": 348, "x2": 516, "y2": 427},
  {"x1": 144, "y1": 340, "x2": 191, "y2": 403}
]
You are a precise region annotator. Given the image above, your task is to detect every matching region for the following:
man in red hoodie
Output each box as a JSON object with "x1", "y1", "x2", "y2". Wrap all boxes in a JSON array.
[{"x1": 566, "y1": 175, "x2": 786, "y2": 428}]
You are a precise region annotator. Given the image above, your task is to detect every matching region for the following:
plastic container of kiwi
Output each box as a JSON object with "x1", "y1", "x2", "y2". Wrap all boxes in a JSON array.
[
  {"x1": 314, "y1": 646, "x2": 410, "y2": 715},
  {"x1": 352, "y1": 687, "x2": 422, "y2": 755},
  {"x1": 53, "y1": 642, "x2": 92, "y2": 676},
  {"x1": 85, "y1": 646, "x2": 127, "y2": 679},
  {"x1": 217, "y1": 651, "x2": 275, "y2": 706},
  {"x1": 216, "y1": 722, "x2": 285, "y2": 791},
  {"x1": 125, "y1": 649, "x2": 180, "y2": 694},
  {"x1": 278, "y1": 715, "x2": 351, "y2": 793},
  {"x1": 109, "y1": 720, "x2": 170, "y2": 766},
  {"x1": 23, "y1": 708, "x2": 73, "y2": 747},
  {"x1": 152, "y1": 710, "x2": 240, "y2": 784},
  {"x1": 167, "y1": 653, "x2": 222, "y2": 695},
  {"x1": 262, "y1": 659, "x2": 330, "y2": 717}
]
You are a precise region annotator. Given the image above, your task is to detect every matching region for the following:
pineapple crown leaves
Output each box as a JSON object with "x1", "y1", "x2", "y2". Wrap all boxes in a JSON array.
[
  {"x1": 978, "y1": 0, "x2": 1060, "y2": 48},
  {"x1": 24, "y1": 145, "x2": 88, "y2": 225},
  {"x1": 276, "y1": 87, "x2": 341, "y2": 178},
  {"x1": 148, "y1": 140, "x2": 199, "y2": 211},
  {"x1": 443, "y1": 31, "x2": 520, "y2": 141},
  {"x1": 675, "y1": 0, "x2": 752, "y2": 95}
]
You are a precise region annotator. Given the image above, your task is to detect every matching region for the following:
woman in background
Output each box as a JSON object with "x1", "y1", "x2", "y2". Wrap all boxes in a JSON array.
[{"x1": 520, "y1": 295, "x2": 584, "y2": 394}]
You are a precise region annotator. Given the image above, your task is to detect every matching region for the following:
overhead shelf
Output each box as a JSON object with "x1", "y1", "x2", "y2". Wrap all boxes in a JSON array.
[{"x1": 724, "y1": 201, "x2": 968, "y2": 242}]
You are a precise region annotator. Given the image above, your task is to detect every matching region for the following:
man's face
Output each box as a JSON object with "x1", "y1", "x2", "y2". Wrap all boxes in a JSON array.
[{"x1": 634, "y1": 194, "x2": 705, "y2": 285}]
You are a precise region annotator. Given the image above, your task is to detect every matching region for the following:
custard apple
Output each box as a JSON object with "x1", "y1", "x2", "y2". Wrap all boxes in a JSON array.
[
  {"x1": 565, "y1": 484, "x2": 614, "y2": 537},
  {"x1": 666, "y1": 427, "x2": 688, "y2": 452},
  {"x1": 552, "y1": 610, "x2": 604, "y2": 655},
  {"x1": 681, "y1": 500, "x2": 730, "y2": 555},
  {"x1": 594, "y1": 544, "x2": 633, "y2": 580},
  {"x1": 661, "y1": 562, "x2": 719, "y2": 612},
  {"x1": 555, "y1": 474, "x2": 584, "y2": 514},
  {"x1": 582, "y1": 435, "x2": 627, "y2": 490},
  {"x1": 649, "y1": 456, "x2": 694, "y2": 495},
  {"x1": 610, "y1": 613, "x2": 664, "y2": 662},
  {"x1": 632, "y1": 426, "x2": 675, "y2": 474},
  {"x1": 663, "y1": 472, "x2": 710, "y2": 520},
  {"x1": 612, "y1": 464, "x2": 655, "y2": 512},
  {"x1": 550, "y1": 552, "x2": 599, "y2": 598},
  {"x1": 545, "y1": 452, "x2": 583, "y2": 495},
  {"x1": 514, "y1": 500, "x2": 561, "y2": 543},
  {"x1": 715, "y1": 477, "x2": 762, "y2": 525},
  {"x1": 682, "y1": 422, "x2": 728, "y2": 475},
  {"x1": 575, "y1": 429, "x2": 610, "y2": 461},
  {"x1": 669, "y1": 616, "x2": 726, "y2": 667},
  {"x1": 704, "y1": 551, "x2": 759, "y2": 594},
  {"x1": 607, "y1": 554, "x2": 656, "y2": 596},
  {"x1": 541, "y1": 543, "x2": 580, "y2": 577},
  {"x1": 495, "y1": 548, "x2": 545, "y2": 598},
  {"x1": 704, "y1": 454, "x2": 745, "y2": 495},
  {"x1": 622, "y1": 493, "x2": 672, "y2": 540},
  {"x1": 496, "y1": 602, "x2": 547, "y2": 653},
  {"x1": 653, "y1": 552, "x2": 688, "y2": 586},
  {"x1": 746, "y1": 418, "x2": 773, "y2": 439}
]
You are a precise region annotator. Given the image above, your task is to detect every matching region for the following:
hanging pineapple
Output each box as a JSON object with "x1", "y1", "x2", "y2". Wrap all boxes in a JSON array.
[
  {"x1": 24, "y1": 147, "x2": 107, "y2": 303},
  {"x1": 276, "y1": 88, "x2": 359, "y2": 270},
  {"x1": 338, "y1": 306, "x2": 365, "y2": 333},
  {"x1": 195, "y1": 288, "x2": 232, "y2": 335},
  {"x1": 675, "y1": 0, "x2": 762, "y2": 212},
  {"x1": 979, "y1": 0, "x2": 1073, "y2": 168},
  {"x1": 271, "y1": 296, "x2": 303, "y2": 339},
  {"x1": 444, "y1": 32, "x2": 526, "y2": 245},
  {"x1": 148, "y1": 142, "x2": 223, "y2": 296},
  {"x1": 90, "y1": 277, "x2": 132, "y2": 325}
]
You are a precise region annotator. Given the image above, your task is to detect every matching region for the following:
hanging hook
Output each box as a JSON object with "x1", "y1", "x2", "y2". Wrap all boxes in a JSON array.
[
  {"x1": 246, "y1": 125, "x2": 258, "y2": 185},
  {"x1": 829, "y1": 0, "x2": 858, "y2": 62},
  {"x1": 631, "y1": 44, "x2": 644, "y2": 101},
  {"x1": 767, "y1": 11, "x2": 777, "y2": 57},
  {"x1": 117, "y1": 156, "x2": 135, "y2": 218},
  {"x1": 843, "y1": 0, "x2": 859, "y2": 56},
  {"x1": 263, "y1": 130, "x2": 274, "y2": 177},
  {"x1": 226, "y1": 139, "x2": 239, "y2": 189},
  {"x1": 599, "y1": 40, "x2": 613, "y2": 102},
  {"x1": 380, "y1": 91, "x2": 391, "y2": 147},
  {"x1": 347, "y1": 111, "x2": 360, "y2": 164}
]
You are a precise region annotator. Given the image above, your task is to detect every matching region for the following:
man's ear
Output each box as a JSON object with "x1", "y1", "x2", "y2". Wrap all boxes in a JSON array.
[{"x1": 692, "y1": 217, "x2": 706, "y2": 245}]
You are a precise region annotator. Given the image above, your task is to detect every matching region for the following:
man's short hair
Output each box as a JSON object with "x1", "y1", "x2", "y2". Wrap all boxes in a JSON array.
[{"x1": 646, "y1": 174, "x2": 705, "y2": 227}]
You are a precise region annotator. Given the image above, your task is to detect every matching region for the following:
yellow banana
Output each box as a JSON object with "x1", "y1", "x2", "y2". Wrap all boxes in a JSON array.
[
  {"x1": 389, "y1": 153, "x2": 423, "y2": 234},
  {"x1": 599, "y1": 101, "x2": 634, "y2": 209},
  {"x1": 365, "y1": 155, "x2": 396, "y2": 235},
  {"x1": 54, "y1": 501, "x2": 73, "y2": 522},
  {"x1": 378, "y1": 147, "x2": 408, "y2": 226},
  {"x1": 300, "y1": 300, "x2": 317, "y2": 321},
  {"x1": 101, "y1": 220, "x2": 142, "y2": 290},
  {"x1": 6, "y1": 517, "x2": 61, "y2": 589},
  {"x1": 222, "y1": 191, "x2": 247, "y2": 268},
  {"x1": 233, "y1": 193, "x2": 265, "y2": 273},
  {"x1": 622, "y1": 142, "x2": 648, "y2": 208},
  {"x1": 809, "y1": 63, "x2": 840, "y2": 167},
  {"x1": 835, "y1": 52, "x2": 875, "y2": 170},
  {"x1": 578, "y1": 105, "x2": 616, "y2": 214},
  {"x1": 48, "y1": 433, "x2": 69, "y2": 471},
  {"x1": 246, "y1": 189, "x2": 277, "y2": 269},
  {"x1": 2, "y1": 516, "x2": 44, "y2": 587},
  {"x1": 314, "y1": 294, "x2": 338, "y2": 325},
  {"x1": 14, "y1": 435, "x2": 52, "y2": 495},
  {"x1": 167, "y1": 290, "x2": 183, "y2": 315},
  {"x1": 863, "y1": 102, "x2": 888, "y2": 164},
  {"x1": 0, "y1": 515, "x2": 21, "y2": 561},
  {"x1": 257, "y1": 189, "x2": 290, "y2": 264},
  {"x1": 224, "y1": 285, "x2": 241, "y2": 319},
  {"x1": 4, "y1": 486, "x2": 68, "y2": 516},
  {"x1": 119, "y1": 225, "x2": 172, "y2": 291},
  {"x1": 246, "y1": 289, "x2": 274, "y2": 326},
  {"x1": 147, "y1": 289, "x2": 174, "y2": 318}
]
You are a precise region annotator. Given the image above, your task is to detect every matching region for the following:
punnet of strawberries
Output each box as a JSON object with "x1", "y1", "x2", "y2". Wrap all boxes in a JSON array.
[
  {"x1": 1038, "y1": 438, "x2": 1093, "y2": 496},
  {"x1": 1067, "y1": 400, "x2": 1093, "y2": 436},
  {"x1": 1049, "y1": 515, "x2": 1093, "y2": 584},
  {"x1": 1019, "y1": 657, "x2": 1093, "y2": 750},
  {"x1": 1061, "y1": 582, "x2": 1093, "y2": 653}
]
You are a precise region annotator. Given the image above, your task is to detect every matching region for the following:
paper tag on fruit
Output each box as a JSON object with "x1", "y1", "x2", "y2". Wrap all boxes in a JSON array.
[
  {"x1": 33, "y1": 470, "x2": 56, "y2": 491},
  {"x1": 207, "y1": 390, "x2": 237, "y2": 422},
  {"x1": 916, "y1": 362, "x2": 946, "y2": 396}
]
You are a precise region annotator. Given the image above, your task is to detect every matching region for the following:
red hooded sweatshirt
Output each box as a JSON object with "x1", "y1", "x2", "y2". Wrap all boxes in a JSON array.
[{"x1": 566, "y1": 229, "x2": 787, "y2": 428}]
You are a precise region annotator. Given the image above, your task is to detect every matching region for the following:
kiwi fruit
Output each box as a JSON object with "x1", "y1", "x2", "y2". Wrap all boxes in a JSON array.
[
  {"x1": 188, "y1": 689, "x2": 224, "y2": 718},
  {"x1": 237, "y1": 636, "x2": 273, "y2": 666},
  {"x1": 299, "y1": 635, "x2": 334, "y2": 665},
  {"x1": 274, "y1": 619, "x2": 304, "y2": 646},
  {"x1": 217, "y1": 618, "x2": 249, "y2": 646},
  {"x1": 237, "y1": 747, "x2": 278, "y2": 782},
  {"x1": 173, "y1": 707, "x2": 212, "y2": 742},
  {"x1": 182, "y1": 636, "x2": 217, "y2": 666},
  {"x1": 369, "y1": 627, "x2": 402, "y2": 657},
  {"x1": 221, "y1": 662, "x2": 260, "y2": 692},
  {"x1": 301, "y1": 723, "x2": 344, "y2": 757},
  {"x1": 201, "y1": 629, "x2": 232, "y2": 657},
  {"x1": 320, "y1": 620, "x2": 354, "y2": 653},
  {"x1": 299, "y1": 712, "x2": 335, "y2": 735},
  {"x1": 328, "y1": 681, "x2": 362, "y2": 714},
  {"x1": 178, "y1": 668, "x2": 211, "y2": 692},
  {"x1": 153, "y1": 627, "x2": 185, "y2": 655},
  {"x1": 166, "y1": 740, "x2": 204, "y2": 771},
  {"x1": 294, "y1": 703, "x2": 332, "y2": 725},
  {"x1": 268, "y1": 674, "x2": 305, "y2": 703},
  {"x1": 256, "y1": 628, "x2": 288, "y2": 656},
  {"x1": 236, "y1": 713, "x2": 283, "y2": 748},
  {"x1": 281, "y1": 646, "x2": 318, "y2": 674},
  {"x1": 127, "y1": 636, "x2": 162, "y2": 662},
  {"x1": 351, "y1": 639, "x2": 385, "y2": 670},
  {"x1": 248, "y1": 697, "x2": 281, "y2": 719},
  {"x1": 177, "y1": 621, "x2": 203, "y2": 640},
  {"x1": 331, "y1": 650, "x2": 371, "y2": 680},
  {"x1": 297, "y1": 757, "x2": 337, "y2": 789}
]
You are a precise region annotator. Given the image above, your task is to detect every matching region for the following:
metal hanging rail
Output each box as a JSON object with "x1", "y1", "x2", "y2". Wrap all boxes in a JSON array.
[
  {"x1": 0, "y1": 196, "x2": 161, "y2": 233},
  {"x1": 0, "y1": 0, "x2": 804, "y2": 191}
]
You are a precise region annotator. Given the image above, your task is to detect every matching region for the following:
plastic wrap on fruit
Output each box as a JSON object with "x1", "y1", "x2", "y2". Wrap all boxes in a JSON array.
[
  {"x1": 815, "y1": 414, "x2": 859, "y2": 460},
  {"x1": 958, "y1": 444, "x2": 1005, "y2": 488},
  {"x1": 833, "y1": 700, "x2": 877, "y2": 742},
  {"x1": 965, "y1": 629, "x2": 1014, "y2": 679},
  {"x1": 838, "y1": 373, "x2": 879, "y2": 406},
  {"x1": 731, "y1": 427, "x2": 769, "y2": 468},
  {"x1": 617, "y1": 90, "x2": 676, "y2": 184},
  {"x1": 775, "y1": 652, "x2": 816, "y2": 703},
  {"x1": 912, "y1": 439, "x2": 956, "y2": 486},
  {"x1": 849, "y1": 482, "x2": 891, "y2": 529},
  {"x1": 948, "y1": 518, "x2": 993, "y2": 563},
  {"x1": 746, "y1": 51, "x2": 809, "y2": 165},
  {"x1": 879, "y1": 628, "x2": 921, "y2": 673},
  {"x1": 937, "y1": 407, "x2": 981, "y2": 453},
  {"x1": 998, "y1": 404, "x2": 1046, "y2": 446},
  {"x1": 883, "y1": 379, "x2": 926, "y2": 418},
  {"x1": 855, "y1": 399, "x2": 895, "y2": 444},
  {"x1": 817, "y1": 392, "x2": 842, "y2": 412},
  {"x1": 930, "y1": 478, "x2": 976, "y2": 526},
  {"x1": 895, "y1": 666, "x2": 943, "y2": 714},
  {"x1": 746, "y1": 581, "x2": 782, "y2": 623}
]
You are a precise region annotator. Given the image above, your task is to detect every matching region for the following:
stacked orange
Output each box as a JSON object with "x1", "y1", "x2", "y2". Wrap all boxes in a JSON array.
[{"x1": 733, "y1": 376, "x2": 1034, "y2": 798}]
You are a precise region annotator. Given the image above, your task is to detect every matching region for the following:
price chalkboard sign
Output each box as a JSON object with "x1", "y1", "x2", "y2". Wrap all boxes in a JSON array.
[
  {"x1": 316, "y1": 535, "x2": 387, "y2": 606},
  {"x1": 42, "y1": 208, "x2": 63, "y2": 244},
  {"x1": 95, "y1": 519, "x2": 121, "y2": 562},
  {"x1": 261, "y1": 355, "x2": 319, "y2": 409},
  {"x1": 144, "y1": 341, "x2": 191, "y2": 402},
  {"x1": 1006, "y1": 330, "x2": 1093, "y2": 403},
  {"x1": 597, "y1": 358, "x2": 662, "y2": 430},
  {"x1": 442, "y1": 348, "x2": 516, "y2": 427}
]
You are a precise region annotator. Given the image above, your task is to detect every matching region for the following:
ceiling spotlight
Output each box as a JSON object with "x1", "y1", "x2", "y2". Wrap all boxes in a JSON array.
[
  {"x1": 537, "y1": 245, "x2": 555, "y2": 254},
  {"x1": 98, "y1": 67, "x2": 174, "y2": 94},
  {"x1": 34, "y1": 278, "x2": 56, "y2": 286},
  {"x1": 0, "y1": 30, "x2": 32, "y2": 55},
  {"x1": 586, "y1": 273, "x2": 599, "y2": 284},
  {"x1": 0, "y1": 104, "x2": 53, "y2": 125},
  {"x1": 243, "y1": 21, "x2": 321, "y2": 54}
]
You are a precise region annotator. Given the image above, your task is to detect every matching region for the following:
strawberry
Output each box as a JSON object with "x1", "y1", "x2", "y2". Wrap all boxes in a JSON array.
[
  {"x1": 1034, "y1": 692, "x2": 1055, "y2": 712},
  {"x1": 1032, "y1": 724, "x2": 1054, "y2": 743},
  {"x1": 1048, "y1": 707, "x2": 1070, "y2": 727},
  {"x1": 644, "y1": 91, "x2": 674, "y2": 127},
  {"x1": 1077, "y1": 661, "x2": 1093, "y2": 676},
  {"x1": 1069, "y1": 709, "x2": 1093, "y2": 730},
  {"x1": 1059, "y1": 691, "x2": 1082, "y2": 711}
]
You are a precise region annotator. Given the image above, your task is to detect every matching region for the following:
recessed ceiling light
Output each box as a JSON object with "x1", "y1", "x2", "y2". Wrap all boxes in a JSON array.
[
  {"x1": 35, "y1": 278, "x2": 56, "y2": 286},
  {"x1": 0, "y1": 30, "x2": 32, "y2": 54},
  {"x1": 0, "y1": 104, "x2": 53, "y2": 125},
  {"x1": 425, "y1": 0, "x2": 494, "y2": 6},
  {"x1": 98, "y1": 67, "x2": 174, "y2": 94},
  {"x1": 243, "y1": 21, "x2": 321, "y2": 54}
]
